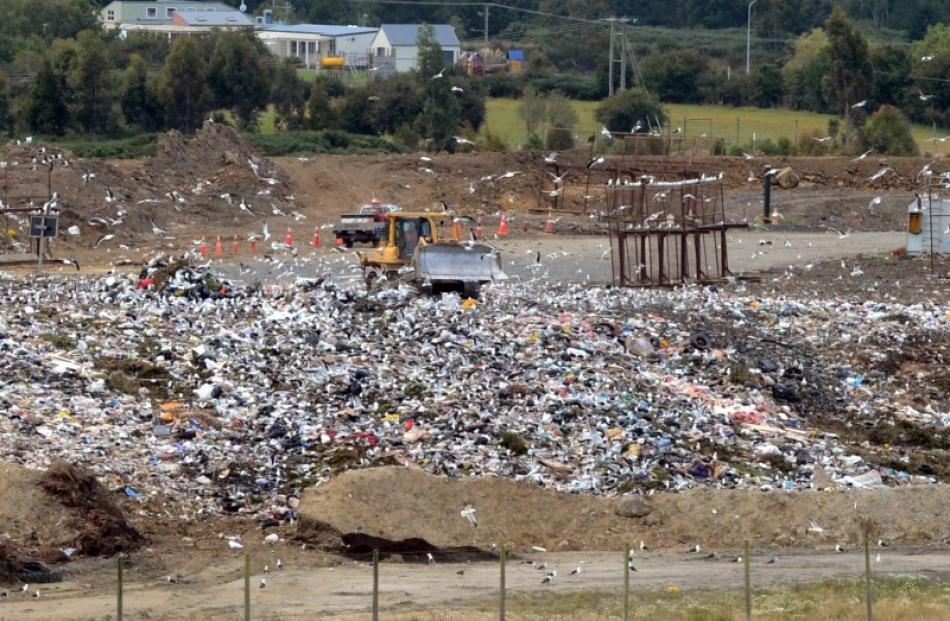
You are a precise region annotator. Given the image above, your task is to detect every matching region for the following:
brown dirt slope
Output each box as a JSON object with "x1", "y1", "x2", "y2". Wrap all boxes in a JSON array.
[{"x1": 297, "y1": 467, "x2": 950, "y2": 554}]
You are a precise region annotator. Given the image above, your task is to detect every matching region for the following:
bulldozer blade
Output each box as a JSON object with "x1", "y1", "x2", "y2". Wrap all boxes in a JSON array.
[{"x1": 414, "y1": 243, "x2": 508, "y2": 285}]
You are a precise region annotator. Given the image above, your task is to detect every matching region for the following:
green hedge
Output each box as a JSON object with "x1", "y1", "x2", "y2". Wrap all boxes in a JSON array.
[
  {"x1": 246, "y1": 130, "x2": 406, "y2": 156},
  {"x1": 56, "y1": 133, "x2": 159, "y2": 159}
]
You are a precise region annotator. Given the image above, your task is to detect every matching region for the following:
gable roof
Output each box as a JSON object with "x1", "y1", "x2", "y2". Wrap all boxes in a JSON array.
[
  {"x1": 258, "y1": 24, "x2": 378, "y2": 37},
  {"x1": 378, "y1": 24, "x2": 459, "y2": 47},
  {"x1": 175, "y1": 8, "x2": 253, "y2": 26}
]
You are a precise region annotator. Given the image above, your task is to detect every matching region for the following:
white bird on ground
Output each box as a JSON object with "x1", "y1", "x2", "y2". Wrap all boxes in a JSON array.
[
  {"x1": 431, "y1": 67, "x2": 445, "y2": 80},
  {"x1": 747, "y1": 171, "x2": 757, "y2": 182},
  {"x1": 21, "y1": 584, "x2": 29, "y2": 594},
  {"x1": 451, "y1": 85, "x2": 464, "y2": 93},
  {"x1": 151, "y1": 222, "x2": 167, "y2": 236},
  {"x1": 105, "y1": 187, "x2": 115, "y2": 203},
  {"x1": 427, "y1": 552, "x2": 435, "y2": 564},
  {"x1": 808, "y1": 520, "x2": 827, "y2": 537},
  {"x1": 570, "y1": 566, "x2": 582, "y2": 576},
  {"x1": 835, "y1": 544, "x2": 846, "y2": 553},
  {"x1": 271, "y1": 203, "x2": 285, "y2": 216},
  {"x1": 495, "y1": 170, "x2": 520, "y2": 181},
  {"x1": 878, "y1": 540, "x2": 889, "y2": 548},
  {"x1": 291, "y1": 210, "x2": 306, "y2": 221},
  {"x1": 543, "y1": 152, "x2": 558, "y2": 164},
  {"x1": 687, "y1": 544, "x2": 701, "y2": 553},
  {"x1": 852, "y1": 149, "x2": 873, "y2": 162},
  {"x1": 259, "y1": 577, "x2": 267, "y2": 589},
  {"x1": 276, "y1": 558, "x2": 283, "y2": 570},
  {"x1": 742, "y1": 152, "x2": 754, "y2": 160},
  {"x1": 851, "y1": 100, "x2": 868, "y2": 109},
  {"x1": 248, "y1": 159, "x2": 260, "y2": 177},
  {"x1": 239, "y1": 197, "x2": 254, "y2": 214},
  {"x1": 264, "y1": 533, "x2": 279, "y2": 544},
  {"x1": 640, "y1": 541, "x2": 649, "y2": 551},
  {"x1": 220, "y1": 193, "x2": 233, "y2": 205},
  {"x1": 454, "y1": 136, "x2": 475, "y2": 145},
  {"x1": 600, "y1": 126, "x2": 614, "y2": 140},
  {"x1": 262, "y1": 222, "x2": 271, "y2": 241},
  {"x1": 922, "y1": 55, "x2": 934, "y2": 62},
  {"x1": 588, "y1": 156, "x2": 605, "y2": 169},
  {"x1": 228, "y1": 539, "x2": 243, "y2": 550},
  {"x1": 868, "y1": 196, "x2": 882, "y2": 210},
  {"x1": 875, "y1": 553, "x2": 882, "y2": 563}
]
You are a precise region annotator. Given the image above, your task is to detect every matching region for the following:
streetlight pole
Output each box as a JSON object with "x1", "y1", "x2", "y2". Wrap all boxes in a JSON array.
[{"x1": 746, "y1": 0, "x2": 757, "y2": 74}]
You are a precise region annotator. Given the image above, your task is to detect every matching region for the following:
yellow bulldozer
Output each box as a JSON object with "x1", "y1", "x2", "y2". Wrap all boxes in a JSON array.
[{"x1": 360, "y1": 211, "x2": 507, "y2": 298}]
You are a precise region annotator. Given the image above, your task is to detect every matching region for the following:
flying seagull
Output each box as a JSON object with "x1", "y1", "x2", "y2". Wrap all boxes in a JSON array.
[
  {"x1": 851, "y1": 149, "x2": 873, "y2": 162},
  {"x1": 851, "y1": 100, "x2": 868, "y2": 109}
]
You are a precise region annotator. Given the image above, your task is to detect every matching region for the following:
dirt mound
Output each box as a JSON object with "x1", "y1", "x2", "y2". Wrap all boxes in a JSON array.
[
  {"x1": 0, "y1": 462, "x2": 142, "y2": 567},
  {"x1": 0, "y1": 124, "x2": 296, "y2": 252},
  {"x1": 297, "y1": 467, "x2": 950, "y2": 554}
]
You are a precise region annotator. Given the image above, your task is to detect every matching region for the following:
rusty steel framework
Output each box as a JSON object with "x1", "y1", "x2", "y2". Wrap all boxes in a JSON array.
[
  {"x1": 0, "y1": 161, "x2": 54, "y2": 256},
  {"x1": 603, "y1": 173, "x2": 748, "y2": 287}
]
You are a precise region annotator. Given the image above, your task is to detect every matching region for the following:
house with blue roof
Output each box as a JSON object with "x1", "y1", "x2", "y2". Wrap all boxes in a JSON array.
[{"x1": 370, "y1": 24, "x2": 461, "y2": 74}]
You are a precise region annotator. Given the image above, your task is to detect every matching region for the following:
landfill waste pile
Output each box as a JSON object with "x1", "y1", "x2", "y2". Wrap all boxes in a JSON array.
[
  {"x1": 0, "y1": 124, "x2": 295, "y2": 251},
  {"x1": 0, "y1": 267, "x2": 946, "y2": 528}
]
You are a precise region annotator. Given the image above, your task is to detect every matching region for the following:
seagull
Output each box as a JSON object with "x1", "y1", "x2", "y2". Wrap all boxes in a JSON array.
[
  {"x1": 922, "y1": 55, "x2": 934, "y2": 62},
  {"x1": 731, "y1": 556, "x2": 743, "y2": 563},
  {"x1": 852, "y1": 149, "x2": 873, "y2": 162},
  {"x1": 239, "y1": 197, "x2": 254, "y2": 214},
  {"x1": 639, "y1": 541, "x2": 649, "y2": 551},
  {"x1": 918, "y1": 89, "x2": 933, "y2": 102},
  {"x1": 851, "y1": 100, "x2": 868, "y2": 109},
  {"x1": 31, "y1": 590, "x2": 39, "y2": 599},
  {"x1": 263, "y1": 222, "x2": 271, "y2": 241},
  {"x1": 766, "y1": 557, "x2": 778, "y2": 564},
  {"x1": 264, "y1": 533, "x2": 279, "y2": 545},
  {"x1": 60, "y1": 258, "x2": 80, "y2": 271},
  {"x1": 21, "y1": 584, "x2": 29, "y2": 594},
  {"x1": 431, "y1": 67, "x2": 446, "y2": 80},
  {"x1": 460, "y1": 504, "x2": 477, "y2": 527},
  {"x1": 543, "y1": 152, "x2": 558, "y2": 164},
  {"x1": 628, "y1": 562, "x2": 638, "y2": 572},
  {"x1": 877, "y1": 540, "x2": 889, "y2": 548},
  {"x1": 600, "y1": 126, "x2": 614, "y2": 140},
  {"x1": 456, "y1": 568, "x2": 465, "y2": 576},
  {"x1": 587, "y1": 156, "x2": 605, "y2": 169},
  {"x1": 875, "y1": 553, "x2": 882, "y2": 563},
  {"x1": 151, "y1": 222, "x2": 167, "y2": 236},
  {"x1": 451, "y1": 86, "x2": 464, "y2": 93},
  {"x1": 541, "y1": 574, "x2": 554, "y2": 584},
  {"x1": 454, "y1": 136, "x2": 475, "y2": 145},
  {"x1": 264, "y1": 565, "x2": 270, "y2": 574},
  {"x1": 868, "y1": 196, "x2": 882, "y2": 210},
  {"x1": 808, "y1": 521, "x2": 826, "y2": 537},
  {"x1": 742, "y1": 152, "x2": 754, "y2": 160},
  {"x1": 570, "y1": 566, "x2": 582, "y2": 576},
  {"x1": 631, "y1": 120, "x2": 643, "y2": 133},
  {"x1": 835, "y1": 544, "x2": 846, "y2": 553},
  {"x1": 259, "y1": 577, "x2": 267, "y2": 589},
  {"x1": 549, "y1": 172, "x2": 568, "y2": 185},
  {"x1": 812, "y1": 136, "x2": 832, "y2": 143},
  {"x1": 94, "y1": 233, "x2": 115, "y2": 248},
  {"x1": 228, "y1": 539, "x2": 243, "y2": 550},
  {"x1": 495, "y1": 171, "x2": 520, "y2": 181},
  {"x1": 868, "y1": 167, "x2": 893, "y2": 182},
  {"x1": 427, "y1": 553, "x2": 436, "y2": 564},
  {"x1": 105, "y1": 187, "x2": 115, "y2": 203},
  {"x1": 248, "y1": 159, "x2": 260, "y2": 177},
  {"x1": 687, "y1": 544, "x2": 701, "y2": 554},
  {"x1": 276, "y1": 558, "x2": 283, "y2": 570}
]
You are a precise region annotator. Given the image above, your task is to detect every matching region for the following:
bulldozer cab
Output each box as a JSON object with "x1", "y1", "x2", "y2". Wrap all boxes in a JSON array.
[{"x1": 396, "y1": 217, "x2": 434, "y2": 260}]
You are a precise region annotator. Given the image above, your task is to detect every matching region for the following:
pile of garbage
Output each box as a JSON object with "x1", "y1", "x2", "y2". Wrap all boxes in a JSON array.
[{"x1": 0, "y1": 269, "x2": 945, "y2": 525}]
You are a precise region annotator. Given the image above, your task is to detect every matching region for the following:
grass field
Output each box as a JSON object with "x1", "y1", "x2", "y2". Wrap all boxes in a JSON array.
[
  {"x1": 326, "y1": 577, "x2": 950, "y2": 621},
  {"x1": 484, "y1": 98, "x2": 938, "y2": 154}
]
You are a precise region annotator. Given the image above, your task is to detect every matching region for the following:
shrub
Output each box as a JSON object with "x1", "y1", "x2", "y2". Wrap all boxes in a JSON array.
[
  {"x1": 545, "y1": 128, "x2": 574, "y2": 150},
  {"x1": 864, "y1": 105, "x2": 918, "y2": 156},
  {"x1": 522, "y1": 132, "x2": 543, "y2": 150},
  {"x1": 482, "y1": 74, "x2": 524, "y2": 98},
  {"x1": 246, "y1": 130, "x2": 405, "y2": 156},
  {"x1": 528, "y1": 73, "x2": 602, "y2": 100},
  {"x1": 595, "y1": 88, "x2": 667, "y2": 134}
]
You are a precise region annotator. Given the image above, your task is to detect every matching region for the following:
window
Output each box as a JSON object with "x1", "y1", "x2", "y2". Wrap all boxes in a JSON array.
[
  {"x1": 106, "y1": 9, "x2": 115, "y2": 21},
  {"x1": 146, "y1": 7, "x2": 157, "y2": 18},
  {"x1": 290, "y1": 41, "x2": 297, "y2": 55},
  {"x1": 166, "y1": 7, "x2": 176, "y2": 18},
  {"x1": 376, "y1": 47, "x2": 386, "y2": 57},
  {"x1": 307, "y1": 41, "x2": 317, "y2": 55}
]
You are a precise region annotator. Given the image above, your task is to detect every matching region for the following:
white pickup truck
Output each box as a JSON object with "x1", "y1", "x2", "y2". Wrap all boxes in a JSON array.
[{"x1": 333, "y1": 201, "x2": 399, "y2": 247}]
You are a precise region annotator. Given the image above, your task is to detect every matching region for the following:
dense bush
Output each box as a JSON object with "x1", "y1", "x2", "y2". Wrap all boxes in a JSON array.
[
  {"x1": 863, "y1": 105, "x2": 918, "y2": 156},
  {"x1": 247, "y1": 130, "x2": 406, "y2": 156},
  {"x1": 528, "y1": 73, "x2": 603, "y2": 101},
  {"x1": 482, "y1": 74, "x2": 524, "y2": 98},
  {"x1": 595, "y1": 89, "x2": 667, "y2": 133}
]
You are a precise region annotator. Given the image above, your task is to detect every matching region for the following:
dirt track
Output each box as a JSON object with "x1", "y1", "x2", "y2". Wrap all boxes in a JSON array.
[{"x1": 1, "y1": 547, "x2": 947, "y2": 620}]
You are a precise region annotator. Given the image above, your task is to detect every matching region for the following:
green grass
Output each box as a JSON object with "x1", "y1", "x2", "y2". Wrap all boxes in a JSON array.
[
  {"x1": 485, "y1": 97, "x2": 937, "y2": 153},
  {"x1": 324, "y1": 576, "x2": 950, "y2": 621}
]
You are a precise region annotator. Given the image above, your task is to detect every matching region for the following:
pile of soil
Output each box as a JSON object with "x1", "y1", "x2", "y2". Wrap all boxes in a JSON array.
[
  {"x1": 0, "y1": 462, "x2": 142, "y2": 568},
  {"x1": 297, "y1": 467, "x2": 950, "y2": 555},
  {"x1": 0, "y1": 124, "x2": 297, "y2": 250}
]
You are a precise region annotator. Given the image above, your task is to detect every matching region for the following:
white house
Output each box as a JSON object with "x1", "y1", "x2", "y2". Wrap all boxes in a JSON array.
[
  {"x1": 256, "y1": 24, "x2": 378, "y2": 71},
  {"x1": 370, "y1": 24, "x2": 461, "y2": 74}
]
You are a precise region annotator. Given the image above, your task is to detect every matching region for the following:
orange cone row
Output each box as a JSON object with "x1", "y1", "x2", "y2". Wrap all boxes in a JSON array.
[{"x1": 497, "y1": 214, "x2": 509, "y2": 236}]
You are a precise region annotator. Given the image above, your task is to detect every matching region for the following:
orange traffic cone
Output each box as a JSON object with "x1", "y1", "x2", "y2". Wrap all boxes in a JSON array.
[
  {"x1": 497, "y1": 214, "x2": 509, "y2": 236},
  {"x1": 545, "y1": 218, "x2": 555, "y2": 234},
  {"x1": 475, "y1": 223, "x2": 484, "y2": 238},
  {"x1": 453, "y1": 220, "x2": 462, "y2": 239},
  {"x1": 199, "y1": 238, "x2": 209, "y2": 257},
  {"x1": 249, "y1": 238, "x2": 257, "y2": 253},
  {"x1": 310, "y1": 228, "x2": 320, "y2": 248},
  {"x1": 284, "y1": 227, "x2": 294, "y2": 246},
  {"x1": 214, "y1": 236, "x2": 223, "y2": 257},
  {"x1": 230, "y1": 235, "x2": 240, "y2": 254},
  {"x1": 522, "y1": 219, "x2": 530, "y2": 233},
  {"x1": 335, "y1": 236, "x2": 344, "y2": 247}
]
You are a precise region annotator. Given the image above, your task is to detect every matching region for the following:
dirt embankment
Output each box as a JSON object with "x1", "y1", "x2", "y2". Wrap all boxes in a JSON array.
[
  {"x1": 0, "y1": 462, "x2": 142, "y2": 584},
  {"x1": 297, "y1": 467, "x2": 950, "y2": 556}
]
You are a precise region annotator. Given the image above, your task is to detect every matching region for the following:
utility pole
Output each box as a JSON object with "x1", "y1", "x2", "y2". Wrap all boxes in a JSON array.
[
  {"x1": 620, "y1": 31, "x2": 627, "y2": 91},
  {"x1": 608, "y1": 18, "x2": 615, "y2": 97},
  {"x1": 746, "y1": 0, "x2": 757, "y2": 74},
  {"x1": 483, "y1": 4, "x2": 489, "y2": 46}
]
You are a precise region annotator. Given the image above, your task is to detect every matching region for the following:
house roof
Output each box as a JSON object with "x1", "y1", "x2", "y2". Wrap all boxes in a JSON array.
[
  {"x1": 175, "y1": 8, "x2": 253, "y2": 26},
  {"x1": 507, "y1": 49, "x2": 525, "y2": 61},
  {"x1": 378, "y1": 24, "x2": 459, "y2": 47},
  {"x1": 258, "y1": 24, "x2": 378, "y2": 37}
]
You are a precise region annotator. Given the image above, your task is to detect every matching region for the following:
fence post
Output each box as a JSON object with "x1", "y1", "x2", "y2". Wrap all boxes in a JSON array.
[
  {"x1": 623, "y1": 544, "x2": 631, "y2": 621},
  {"x1": 244, "y1": 553, "x2": 250, "y2": 621},
  {"x1": 117, "y1": 556, "x2": 124, "y2": 621},
  {"x1": 864, "y1": 531, "x2": 874, "y2": 621},
  {"x1": 499, "y1": 547, "x2": 507, "y2": 621},
  {"x1": 744, "y1": 540, "x2": 752, "y2": 621},
  {"x1": 372, "y1": 549, "x2": 380, "y2": 621},
  {"x1": 736, "y1": 118, "x2": 740, "y2": 145}
]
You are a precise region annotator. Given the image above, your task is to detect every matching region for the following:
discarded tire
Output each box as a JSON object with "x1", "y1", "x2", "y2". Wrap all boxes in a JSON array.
[{"x1": 690, "y1": 331, "x2": 713, "y2": 351}]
